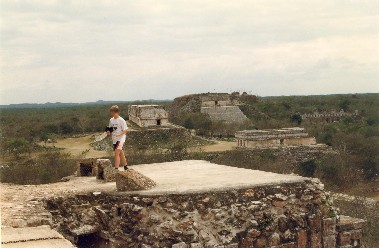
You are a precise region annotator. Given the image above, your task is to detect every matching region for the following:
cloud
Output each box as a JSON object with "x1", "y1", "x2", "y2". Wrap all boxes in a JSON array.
[{"x1": 0, "y1": 0, "x2": 378, "y2": 104}]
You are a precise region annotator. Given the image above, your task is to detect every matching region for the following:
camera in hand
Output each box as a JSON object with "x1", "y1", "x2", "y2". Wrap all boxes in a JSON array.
[{"x1": 105, "y1": 126, "x2": 117, "y2": 133}]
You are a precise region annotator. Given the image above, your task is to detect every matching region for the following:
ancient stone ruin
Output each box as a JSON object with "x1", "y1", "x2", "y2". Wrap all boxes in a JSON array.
[
  {"x1": 200, "y1": 93, "x2": 241, "y2": 107},
  {"x1": 76, "y1": 158, "x2": 97, "y2": 177},
  {"x1": 301, "y1": 110, "x2": 359, "y2": 123},
  {"x1": 236, "y1": 127, "x2": 317, "y2": 148},
  {"x1": 200, "y1": 94, "x2": 248, "y2": 124},
  {"x1": 44, "y1": 160, "x2": 366, "y2": 247},
  {"x1": 129, "y1": 105, "x2": 169, "y2": 127}
]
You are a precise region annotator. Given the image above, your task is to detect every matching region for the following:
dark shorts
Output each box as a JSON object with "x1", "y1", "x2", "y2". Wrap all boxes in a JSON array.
[{"x1": 113, "y1": 141, "x2": 125, "y2": 151}]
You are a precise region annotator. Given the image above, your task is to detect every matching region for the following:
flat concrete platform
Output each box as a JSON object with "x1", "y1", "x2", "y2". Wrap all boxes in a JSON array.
[
  {"x1": 1, "y1": 226, "x2": 74, "y2": 248},
  {"x1": 130, "y1": 160, "x2": 307, "y2": 194}
]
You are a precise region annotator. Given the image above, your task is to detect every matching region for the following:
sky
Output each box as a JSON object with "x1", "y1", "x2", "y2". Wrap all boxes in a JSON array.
[{"x1": 1, "y1": 0, "x2": 378, "y2": 104}]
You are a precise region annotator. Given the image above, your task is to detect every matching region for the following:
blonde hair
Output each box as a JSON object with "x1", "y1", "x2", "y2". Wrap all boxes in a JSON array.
[{"x1": 110, "y1": 105, "x2": 119, "y2": 113}]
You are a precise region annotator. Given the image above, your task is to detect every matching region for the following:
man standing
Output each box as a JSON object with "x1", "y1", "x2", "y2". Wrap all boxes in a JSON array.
[{"x1": 106, "y1": 105, "x2": 128, "y2": 171}]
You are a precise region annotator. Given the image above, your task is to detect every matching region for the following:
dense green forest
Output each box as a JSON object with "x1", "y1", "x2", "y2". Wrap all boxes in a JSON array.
[{"x1": 0, "y1": 101, "x2": 170, "y2": 157}]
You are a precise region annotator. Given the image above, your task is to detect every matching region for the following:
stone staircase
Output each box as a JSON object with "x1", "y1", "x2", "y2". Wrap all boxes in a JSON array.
[{"x1": 201, "y1": 106, "x2": 248, "y2": 123}]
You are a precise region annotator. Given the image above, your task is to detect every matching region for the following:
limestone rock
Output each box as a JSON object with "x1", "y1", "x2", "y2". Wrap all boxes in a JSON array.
[
  {"x1": 94, "y1": 207, "x2": 110, "y2": 226},
  {"x1": 116, "y1": 169, "x2": 156, "y2": 191},
  {"x1": 96, "y1": 159, "x2": 116, "y2": 182},
  {"x1": 71, "y1": 224, "x2": 100, "y2": 236},
  {"x1": 172, "y1": 242, "x2": 188, "y2": 248}
]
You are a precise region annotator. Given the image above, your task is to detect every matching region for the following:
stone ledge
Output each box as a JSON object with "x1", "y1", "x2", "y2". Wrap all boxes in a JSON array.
[
  {"x1": 1, "y1": 226, "x2": 74, "y2": 248},
  {"x1": 337, "y1": 215, "x2": 367, "y2": 231}
]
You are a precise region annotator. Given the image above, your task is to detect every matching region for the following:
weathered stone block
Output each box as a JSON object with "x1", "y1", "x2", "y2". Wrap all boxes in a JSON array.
[
  {"x1": 96, "y1": 159, "x2": 116, "y2": 182},
  {"x1": 268, "y1": 232, "x2": 281, "y2": 246},
  {"x1": 253, "y1": 237, "x2": 267, "y2": 248},
  {"x1": 190, "y1": 243, "x2": 202, "y2": 248},
  {"x1": 322, "y1": 217, "x2": 336, "y2": 236},
  {"x1": 71, "y1": 224, "x2": 100, "y2": 236},
  {"x1": 349, "y1": 229, "x2": 363, "y2": 240},
  {"x1": 94, "y1": 207, "x2": 110, "y2": 226},
  {"x1": 296, "y1": 229, "x2": 308, "y2": 248},
  {"x1": 310, "y1": 231, "x2": 322, "y2": 248},
  {"x1": 337, "y1": 215, "x2": 366, "y2": 232},
  {"x1": 281, "y1": 242, "x2": 296, "y2": 248},
  {"x1": 272, "y1": 200, "x2": 287, "y2": 207},
  {"x1": 172, "y1": 242, "x2": 188, "y2": 248},
  {"x1": 247, "y1": 228, "x2": 261, "y2": 238},
  {"x1": 225, "y1": 243, "x2": 238, "y2": 248},
  {"x1": 337, "y1": 231, "x2": 351, "y2": 246},
  {"x1": 322, "y1": 235, "x2": 336, "y2": 248},
  {"x1": 307, "y1": 214, "x2": 322, "y2": 231},
  {"x1": 116, "y1": 169, "x2": 156, "y2": 191}
]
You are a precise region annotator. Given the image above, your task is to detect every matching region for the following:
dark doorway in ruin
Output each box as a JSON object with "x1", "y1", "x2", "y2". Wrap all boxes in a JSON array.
[
  {"x1": 280, "y1": 139, "x2": 284, "y2": 145},
  {"x1": 80, "y1": 163, "x2": 93, "y2": 176},
  {"x1": 97, "y1": 165, "x2": 104, "y2": 180},
  {"x1": 157, "y1": 119, "x2": 161, "y2": 126},
  {"x1": 77, "y1": 232, "x2": 110, "y2": 248},
  {"x1": 215, "y1": 100, "x2": 218, "y2": 106}
]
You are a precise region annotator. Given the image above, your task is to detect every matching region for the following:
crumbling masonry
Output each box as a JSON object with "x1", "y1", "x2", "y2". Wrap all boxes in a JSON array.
[
  {"x1": 46, "y1": 160, "x2": 365, "y2": 247},
  {"x1": 236, "y1": 127, "x2": 317, "y2": 148},
  {"x1": 129, "y1": 105, "x2": 169, "y2": 127},
  {"x1": 200, "y1": 94, "x2": 248, "y2": 124}
]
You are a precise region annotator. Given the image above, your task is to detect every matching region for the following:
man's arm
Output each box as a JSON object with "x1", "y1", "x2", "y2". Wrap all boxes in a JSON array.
[{"x1": 106, "y1": 120, "x2": 112, "y2": 135}]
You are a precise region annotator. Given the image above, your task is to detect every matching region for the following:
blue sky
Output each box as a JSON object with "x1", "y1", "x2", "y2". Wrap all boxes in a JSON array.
[{"x1": 1, "y1": 0, "x2": 378, "y2": 104}]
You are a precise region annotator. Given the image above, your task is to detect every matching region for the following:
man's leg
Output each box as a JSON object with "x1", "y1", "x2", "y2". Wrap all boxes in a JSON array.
[
  {"x1": 114, "y1": 149, "x2": 121, "y2": 169},
  {"x1": 120, "y1": 149, "x2": 128, "y2": 168},
  {"x1": 117, "y1": 141, "x2": 128, "y2": 170},
  {"x1": 114, "y1": 141, "x2": 121, "y2": 169}
]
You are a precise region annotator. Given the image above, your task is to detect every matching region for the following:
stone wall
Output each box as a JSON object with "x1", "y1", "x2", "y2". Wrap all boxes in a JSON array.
[
  {"x1": 301, "y1": 110, "x2": 359, "y2": 123},
  {"x1": 129, "y1": 105, "x2": 169, "y2": 127},
  {"x1": 201, "y1": 106, "x2": 248, "y2": 124},
  {"x1": 91, "y1": 126, "x2": 191, "y2": 151},
  {"x1": 236, "y1": 128, "x2": 317, "y2": 148},
  {"x1": 200, "y1": 93, "x2": 238, "y2": 107},
  {"x1": 237, "y1": 138, "x2": 317, "y2": 148},
  {"x1": 267, "y1": 145, "x2": 331, "y2": 166},
  {"x1": 45, "y1": 179, "x2": 365, "y2": 247}
]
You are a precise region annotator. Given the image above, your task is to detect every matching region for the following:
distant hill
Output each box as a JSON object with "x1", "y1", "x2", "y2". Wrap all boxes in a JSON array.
[{"x1": 0, "y1": 99, "x2": 171, "y2": 109}]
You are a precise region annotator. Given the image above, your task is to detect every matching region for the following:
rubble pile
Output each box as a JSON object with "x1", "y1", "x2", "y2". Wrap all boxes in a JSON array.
[{"x1": 116, "y1": 169, "x2": 157, "y2": 191}]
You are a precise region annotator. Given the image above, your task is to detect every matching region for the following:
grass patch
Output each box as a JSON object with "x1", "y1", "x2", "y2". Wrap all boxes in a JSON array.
[{"x1": 0, "y1": 151, "x2": 76, "y2": 185}]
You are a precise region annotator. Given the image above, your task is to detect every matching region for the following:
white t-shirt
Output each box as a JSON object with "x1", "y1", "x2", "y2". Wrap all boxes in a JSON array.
[{"x1": 109, "y1": 116, "x2": 128, "y2": 144}]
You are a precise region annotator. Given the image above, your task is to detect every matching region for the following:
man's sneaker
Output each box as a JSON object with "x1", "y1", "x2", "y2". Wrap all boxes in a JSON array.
[
  {"x1": 124, "y1": 166, "x2": 128, "y2": 171},
  {"x1": 118, "y1": 167, "x2": 124, "y2": 171}
]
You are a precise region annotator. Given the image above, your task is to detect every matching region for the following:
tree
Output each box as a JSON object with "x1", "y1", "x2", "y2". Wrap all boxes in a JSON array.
[
  {"x1": 291, "y1": 113, "x2": 302, "y2": 125},
  {"x1": 59, "y1": 122, "x2": 74, "y2": 134},
  {"x1": 339, "y1": 99, "x2": 351, "y2": 111},
  {"x1": 184, "y1": 118, "x2": 194, "y2": 129},
  {"x1": 362, "y1": 158, "x2": 378, "y2": 181},
  {"x1": 297, "y1": 160, "x2": 317, "y2": 177},
  {"x1": 3, "y1": 138, "x2": 31, "y2": 158}
]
